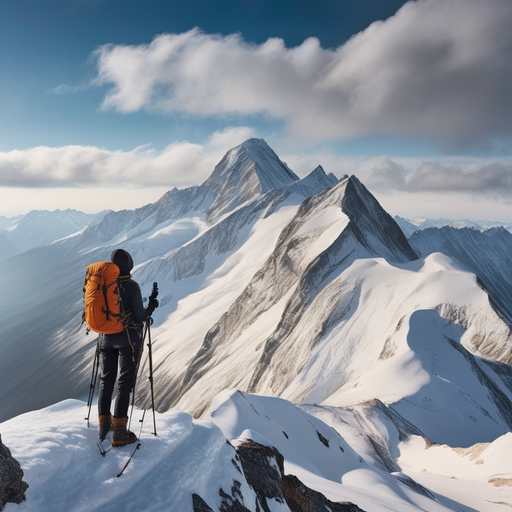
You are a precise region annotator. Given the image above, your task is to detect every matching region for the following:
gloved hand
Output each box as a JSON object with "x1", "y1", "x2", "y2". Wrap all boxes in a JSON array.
[{"x1": 146, "y1": 297, "x2": 159, "y2": 318}]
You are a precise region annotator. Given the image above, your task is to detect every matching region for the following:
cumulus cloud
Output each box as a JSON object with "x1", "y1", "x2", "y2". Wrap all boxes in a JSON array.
[
  {"x1": 92, "y1": 0, "x2": 512, "y2": 149},
  {"x1": 0, "y1": 127, "x2": 256, "y2": 188}
]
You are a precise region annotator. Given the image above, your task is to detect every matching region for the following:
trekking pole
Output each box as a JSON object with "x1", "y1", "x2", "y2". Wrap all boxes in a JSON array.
[
  {"x1": 85, "y1": 340, "x2": 100, "y2": 427},
  {"x1": 128, "y1": 281, "x2": 157, "y2": 433},
  {"x1": 147, "y1": 316, "x2": 157, "y2": 436},
  {"x1": 128, "y1": 322, "x2": 148, "y2": 431}
]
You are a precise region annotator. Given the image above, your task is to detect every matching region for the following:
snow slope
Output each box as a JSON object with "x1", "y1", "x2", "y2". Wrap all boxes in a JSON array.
[
  {"x1": 301, "y1": 398, "x2": 512, "y2": 512},
  {"x1": 0, "y1": 400, "x2": 260, "y2": 512},
  {"x1": 209, "y1": 391, "x2": 456, "y2": 512},
  {"x1": 3, "y1": 392, "x2": 511, "y2": 511},
  {"x1": 410, "y1": 225, "x2": 512, "y2": 342}
]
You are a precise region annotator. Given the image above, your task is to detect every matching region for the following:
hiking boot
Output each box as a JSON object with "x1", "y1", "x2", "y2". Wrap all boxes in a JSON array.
[
  {"x1": 112, "y1": 416, "x2": 137, "y2": 447},
  {"x1": 98, "y1": 413, "x2": 112, "y2": 441}
]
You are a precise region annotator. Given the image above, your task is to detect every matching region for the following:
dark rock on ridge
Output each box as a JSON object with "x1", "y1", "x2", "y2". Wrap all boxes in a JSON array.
[
  {"x1": 235, "y1": 440, "x2": 366, "y2": 512},
  {"x1": 0, "y1": 435, "x2": 28, "y2": 510},
  {"x1": 193, "y1": 439, "x2": 366, "y2": 512}
]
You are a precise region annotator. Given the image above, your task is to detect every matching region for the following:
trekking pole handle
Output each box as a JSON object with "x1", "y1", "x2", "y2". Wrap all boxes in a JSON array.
[{"x1": 149, "y1": 282, "x2": 158, "y2": 301}]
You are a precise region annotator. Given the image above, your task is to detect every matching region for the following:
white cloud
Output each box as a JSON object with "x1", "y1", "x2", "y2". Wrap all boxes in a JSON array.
[
  {"x1": 0, "y1": 127, "x2": 257, "y2": 188},
  {"x1": 2, "y1": 131, "x2": 512, "y2": 219},
  {"x1": 92, "y1": 0, "x2": 512, "y2": 149}
]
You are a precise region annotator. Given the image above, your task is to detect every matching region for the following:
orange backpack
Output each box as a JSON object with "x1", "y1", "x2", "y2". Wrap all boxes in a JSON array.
[{"x1": 83, "y1": 261, "x2": 126, "y2": 334}]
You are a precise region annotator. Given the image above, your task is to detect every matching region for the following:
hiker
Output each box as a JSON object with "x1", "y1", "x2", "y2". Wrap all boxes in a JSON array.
[{"x1": 97, "y1": 249, "x2": 159, "y2": 447}]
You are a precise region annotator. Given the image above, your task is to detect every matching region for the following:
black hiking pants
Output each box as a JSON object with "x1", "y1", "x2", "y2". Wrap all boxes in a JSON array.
[{"x1": 97, "y1": 327, "x2": 141, "y2": 418}]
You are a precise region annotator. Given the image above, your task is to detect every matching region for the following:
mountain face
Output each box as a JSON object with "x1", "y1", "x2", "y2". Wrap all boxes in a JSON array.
[
  {"x1": 202, "y1": 138, "x2": 299, "y2": 223},
  {"x1": 409, "y1": 226, "x2": 512, "y2": 344},
  {"x1": 159, "y1": 175, "x2": 418, "y2": 416},
  {"x1": 0, "y1": 138, "x2": 333, "y2": 422},
  {"x1": 77, "y1": 139, "x2": 304, "y2": 257},
  {"x1": 394, "y1": 215, "x2": 419, "y2": 237}
]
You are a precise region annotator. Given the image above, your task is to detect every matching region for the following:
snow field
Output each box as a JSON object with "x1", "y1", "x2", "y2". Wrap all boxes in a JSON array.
[
  {"x1": 1, "y1": 400, "x2": 259, "y2": 512},
  {"x1": 209, "y1": 390, "x2": 457, "y2": 512},
  {"x1": 398, "y1": 434, "x2": 512, "y2": 511},
  {"x1": 302, "y1": 399, "x2": 512, "y2": 511},
  {"x1": 272, "y1": 253, "x2": 512, "y2": 446}
]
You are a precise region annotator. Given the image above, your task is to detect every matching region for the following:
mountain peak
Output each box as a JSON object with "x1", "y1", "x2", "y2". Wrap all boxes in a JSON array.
[
  {"x1": 202, "y1": 138, "x2": 299, "y2": 222},
  {"x1": 286, "y1": 165, "x2": 337, "y2": 197},
  {"x1": 238, "y1": 137, "x2": 271, "y2": 150}
]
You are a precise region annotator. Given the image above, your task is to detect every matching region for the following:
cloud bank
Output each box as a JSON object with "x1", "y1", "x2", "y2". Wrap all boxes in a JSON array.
[
  {"x1": 3, "y1": 129, "x2": 512, "y2": 203},
  {"x1": 0, "y1": 127, "x2": 256, "y2": 188},
  {"x1": 93, "y1": 0, "x2": 512, "y2": 149},
  {"x1": 356, "y1": 158, "x2": 512, "y2": 199}
]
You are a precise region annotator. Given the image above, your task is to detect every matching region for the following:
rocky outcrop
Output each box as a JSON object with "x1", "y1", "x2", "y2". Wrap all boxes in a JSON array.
[
  {"x1": 281, "y1": 475, "x2": 365, "y2": 512},
  {"x1": 234, "y1": 440, "x2": 365, "y2": 512},
  {"x1": 0, "y1": 435, "x2": 28, "y2": 510},
  {"x1": 192, "y1": 439, "x2": 365, "y2": 512}
]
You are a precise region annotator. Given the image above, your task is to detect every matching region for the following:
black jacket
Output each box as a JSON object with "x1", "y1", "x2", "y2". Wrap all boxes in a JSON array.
[{"x1": 118, "y1": 275, "x2": 146, "y2": 325}]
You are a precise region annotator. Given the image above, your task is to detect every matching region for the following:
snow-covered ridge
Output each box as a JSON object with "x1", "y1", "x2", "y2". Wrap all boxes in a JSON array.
[
  {"x1": 410, "y1": 225, "x2": 512, "y2": 348},
  {"x1": 3, "y1": 391, "x2": 512, "y2": 511}
]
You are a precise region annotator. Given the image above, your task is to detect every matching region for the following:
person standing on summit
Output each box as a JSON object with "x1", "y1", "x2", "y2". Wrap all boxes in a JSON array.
[{"x1": 97, "y1": 249, "x2": 159, "y2": 447}]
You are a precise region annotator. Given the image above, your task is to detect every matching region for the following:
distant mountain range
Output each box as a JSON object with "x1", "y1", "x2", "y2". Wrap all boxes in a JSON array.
[
  {"x1": 395, "y1": 215, "x2": 512, "y2": 237},
  {"x1": 0, "y1": 209, "x2": 107, "y2": 263}
]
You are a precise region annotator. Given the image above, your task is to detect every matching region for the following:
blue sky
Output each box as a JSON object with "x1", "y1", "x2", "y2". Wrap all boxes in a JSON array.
[
  {"x1": 1, "y1": 0, "x2": 408, "y2": 152},
  {"x1": 2, "y1": 0, "x2": 512, "y2": 219}
]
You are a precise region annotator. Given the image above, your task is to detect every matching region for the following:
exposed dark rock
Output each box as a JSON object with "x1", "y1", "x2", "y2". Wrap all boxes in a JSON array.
[
  {"x1": 316, "y1": 430, "x2": 329, "y2": 448},
  {"x1": 193, "y1": 493, "x2": 215, "y2": 512},
  {"x1": 282, "y1": 474, "x2": 366, "y2": 512},
  {"x1": 235, "y1": 439, "x2": 366, "y2": 512},
  {"x1": 192, "y1": 480, "x2": 253, "y2": 512},
  {"x1": 0, "y1": 435, "x2": 28, "y2": 510},
  {"x1": 235, "y1": 440, "x2": 286, "y2": 512},
  {"x1": 218, "y1": 480, "x2": 252, "y2": 512}
]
